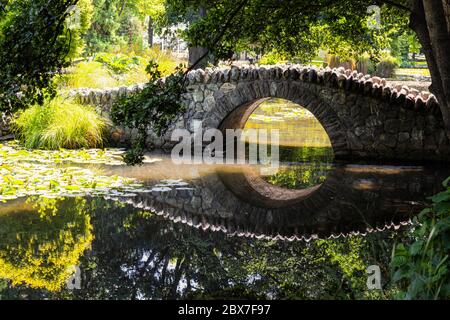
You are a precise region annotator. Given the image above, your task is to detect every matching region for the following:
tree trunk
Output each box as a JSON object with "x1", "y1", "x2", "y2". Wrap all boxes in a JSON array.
[
  {"x1": 148, "y1": 16, "x2": 154, "y2": 47},
  {"x1": 410, "y1": 0, "x2": 450, "y2": 137},
  {"x1": 188, "y1": 7, "x2": 209, "y2": 69},
  {"x1": 188, "y1": 46, "x2": 209, "y2": 69}
]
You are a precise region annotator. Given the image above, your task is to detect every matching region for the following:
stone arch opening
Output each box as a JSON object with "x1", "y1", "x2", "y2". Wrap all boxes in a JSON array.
[
  {"x1": 217, "y1": 97, "x2": 337, "y2": 208},
  {"x1": 243, "y1": 98, "x2": 333, "y2": 151},
  {"x1": 211, "y1": 81, "x2": 350, "y2": 159},
  {"x1": 219, "y1": 98, "x2": 335, "y2": 154}
]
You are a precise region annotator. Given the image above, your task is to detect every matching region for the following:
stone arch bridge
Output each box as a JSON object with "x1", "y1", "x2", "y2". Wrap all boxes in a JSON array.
[{"x1": 73, "y1": 65, "x2": 450, "y2": 162}]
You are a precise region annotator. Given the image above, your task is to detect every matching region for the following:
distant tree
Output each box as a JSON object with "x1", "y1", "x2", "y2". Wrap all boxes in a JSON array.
[
  {"x1": 84, "y1": 0, "x2": 123, "y2": 54},
  {"x1": 65, "y1": 0, "x2": 94, "y2": 59}
]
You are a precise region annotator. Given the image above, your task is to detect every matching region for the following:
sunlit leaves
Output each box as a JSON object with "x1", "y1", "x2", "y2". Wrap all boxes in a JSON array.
[
  {"x1": 0, "y1": 0, "x2": 78, "y2": 113},
  {"x1": 164, "y1": 0, "x2": 410, "y2": 62}
]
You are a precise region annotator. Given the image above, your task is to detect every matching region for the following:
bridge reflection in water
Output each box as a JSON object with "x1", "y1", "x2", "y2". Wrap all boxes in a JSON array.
[{"x1": 105, "y1": 159, "x2": 450, "y2": 240}]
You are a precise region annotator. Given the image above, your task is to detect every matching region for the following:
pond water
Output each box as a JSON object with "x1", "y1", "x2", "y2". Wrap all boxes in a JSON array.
[{"x1": 0, "y1": 99, "x2": 449, "y2": 299}]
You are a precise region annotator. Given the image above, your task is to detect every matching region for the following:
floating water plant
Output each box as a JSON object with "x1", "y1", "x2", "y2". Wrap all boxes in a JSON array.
[{"x1": 0, "y1": 142, "x2": 156, "y2": 202}]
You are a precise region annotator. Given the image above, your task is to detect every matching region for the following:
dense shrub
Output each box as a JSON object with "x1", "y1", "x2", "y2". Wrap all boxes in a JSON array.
[
  {"x1": 0, "y1": 0, "x2": 78, "y2": 114},
  {"x1": 12, "y1": 97, "x2": 109, "y2": 149},
  {"x1": 83, "y1": 0, "x2": 123, "y2": 54},
  {"x1": 356, "y1": 53, "x2": 376, "y2": 75},
  {"x1": 111, "y1": 60, "x2": 185, "y2": 165},
  {"x1": 392, "y1": 177, "x2": 450, "y2": 299},
  {"x1": 375, "y1": 53, "x2": 399, "y2": 78},
  {"x1": 259, "y1": 51, "x2": 286, "y2": 65}
]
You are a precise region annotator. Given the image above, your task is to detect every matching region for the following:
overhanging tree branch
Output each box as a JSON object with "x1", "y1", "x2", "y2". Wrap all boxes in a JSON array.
[
  {"x1": 377, "y1": 0, "x2": 411, "y2": 12},
  {"x1": 187, "y1": 0, "x2": 249, "y2": 72}
]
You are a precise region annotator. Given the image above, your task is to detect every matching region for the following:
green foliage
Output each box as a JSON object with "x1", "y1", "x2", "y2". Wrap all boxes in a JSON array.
[
  {"x1": 266, "y1": 147, "x2": 334, "y2": 189},
  {"x1": 0, "y1": 0, "x2": 78, "y2": 114},
  {"x1": 12, "y1": 97, "x2": 109, "y2": 149},
  {"x1": 392, "y1": 177, "x2": 450, "y2": 300},
  {"x1": 65, "y1": 0, "x2": 94, "y2": 59},
  {"x1": 165, "y1": 0, "x2": 409, "y2": 64},
  {"x1": 315, "y1": 238, "x2": 368, "y2": 293},
  {"x1": 267, "y1": 161, "x2": 332, "y2": 189},
  {"x1": 375, "y1": 53, "x2": 399, "y2": 78},
  {"x1": 118, "y1": 13, "x2": 145, "y2": 52},
  {"x1": 258, "y1": 51, "x2": 286, "y2": 65},
  {"x1": 111, "y1": 60, "x2": 185, "y2": 165},
  {"x1": 95, "y1": 52, "x2": 141, "y2": 74},
  {"x1": 145, "y1": 47, "x2": 184, "y2": 76},
  {"x1": 83, "y1": 0, "x2": 167, "y2": 55},
  {"x1": 57, "y1": 61, "x2": 123, "y2": 89},
  {"x1": 389, "y1": 29, "x2": 422, "y2": 65},
  {"x1": 84, "y1": 0, "x2": 123, "y2": 54},
  {"x1": 57, "y1": 49, "x2": 181, "y2": 90}
]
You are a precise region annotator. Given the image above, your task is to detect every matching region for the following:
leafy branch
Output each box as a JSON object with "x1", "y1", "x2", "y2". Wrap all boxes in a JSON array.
[
  {"x1": 111, "y1": 1, "x2": 251, "y2": 166},
  {"x1": 391, "y1": 177, "x2": 450, "y2": 299},
  {"x1": 110, "y1": 60, "x2": 185, "y2": 165}
]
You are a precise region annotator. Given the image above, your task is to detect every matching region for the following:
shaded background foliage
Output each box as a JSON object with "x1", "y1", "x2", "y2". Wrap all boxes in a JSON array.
[{"x1": 0, "y1": 0, "x2": 79, "y2": 113}]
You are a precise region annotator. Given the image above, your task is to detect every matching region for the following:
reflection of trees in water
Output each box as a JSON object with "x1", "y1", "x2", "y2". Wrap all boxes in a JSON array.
[
  {"x1": 279, "y1": 146, "x2": 334, "y2": 163},
  {"x1": 267, "y1": 147, "x2": 334, "y2": 189},
  {"x1": 81, "y1": 201, "x2": 405, "y2": 299},
  {"x1": 0, "y1": 198, "x2": 403, "y2": 299},
  {"x1": 266, "y1": 163, "x2": 332, "y2": 189},
  {"x1": 0, "y1": 197, "x2": 93, "y2": 293},
  {"x1": 0, "y1": 197, "x2": 406, "y2": 299}
]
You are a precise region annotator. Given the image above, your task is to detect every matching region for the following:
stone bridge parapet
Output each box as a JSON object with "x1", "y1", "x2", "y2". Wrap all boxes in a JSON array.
[{"x1": 71, "y1": 65, "x2": 450, "y2": 162}]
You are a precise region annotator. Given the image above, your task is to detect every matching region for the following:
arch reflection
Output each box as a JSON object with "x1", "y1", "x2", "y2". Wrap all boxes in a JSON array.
[{"x1": 108, "y1": 160, "x2": 450, "y2": 240}]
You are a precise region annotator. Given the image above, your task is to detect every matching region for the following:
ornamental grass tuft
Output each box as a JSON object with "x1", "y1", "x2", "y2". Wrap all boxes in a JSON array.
[{"x1": 13, "y1": 97, "x2": 110, "y2": 149}]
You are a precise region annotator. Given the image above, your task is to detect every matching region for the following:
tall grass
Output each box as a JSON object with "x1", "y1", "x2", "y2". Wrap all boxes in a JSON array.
[
  {"x1": 144, "y1": 47, "x2": 183, "y2": 76},
  {"x1": 56, "y1": 48, "x2": 183, "y2": 90},
  {"x1": 375, "y1": 53, "x2": 399, "y2": 78},
  {"x1": 57, "y1": 61, "x2": 120, "y2": 89},
  {"x1": 13, "y1": 97, "x2": 110, "y2": 149},
  {"x1": 356, "y1": 53, "x2": 375, "y2": 75},
  {"x1": 326, "y1": 54, "x2": 356, "y2": 70}
]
